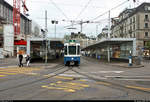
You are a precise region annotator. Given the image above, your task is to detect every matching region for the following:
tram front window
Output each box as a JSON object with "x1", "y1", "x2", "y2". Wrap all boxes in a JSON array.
[
  {"x1": 77, "y1": 46, "x2": 80, "y2": 55},
  {"x1": 64, "y1": 46, "x2": 67, "y2": 55},
  {"x1": 69, "y1": 46, "x2": 76, "y2": 55}
]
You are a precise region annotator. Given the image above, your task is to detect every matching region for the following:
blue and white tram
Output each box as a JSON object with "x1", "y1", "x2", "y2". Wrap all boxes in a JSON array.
[{"x1": 64, "y1": 40, "x2": 80, "y2": 66}]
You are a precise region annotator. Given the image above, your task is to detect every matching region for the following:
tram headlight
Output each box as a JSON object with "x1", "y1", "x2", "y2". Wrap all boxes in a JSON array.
[{"x1": 72, "y1": 58, "x2": 74, "y2": 60}]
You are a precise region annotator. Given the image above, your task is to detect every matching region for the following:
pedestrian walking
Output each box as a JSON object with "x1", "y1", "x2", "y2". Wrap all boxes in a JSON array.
[
  {"x1": 18, "y1": 53, "x2": 23, "y2": 67},
  {"x1": 26, "y1": 55, "x2": 31, "y2": 67}
]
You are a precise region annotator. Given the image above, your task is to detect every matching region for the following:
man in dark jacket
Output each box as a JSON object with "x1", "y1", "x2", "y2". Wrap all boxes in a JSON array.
[{"x1": 19, "y1": 54, "x2": 23, "y2": 67}]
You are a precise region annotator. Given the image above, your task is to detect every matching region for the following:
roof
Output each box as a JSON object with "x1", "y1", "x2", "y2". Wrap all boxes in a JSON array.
[
  {"x1": 28, "y1": 37, "x2": 64, "y2": 41},
  {"x1": 82, "y1": 38, "x2": 136, "y2": 50}
]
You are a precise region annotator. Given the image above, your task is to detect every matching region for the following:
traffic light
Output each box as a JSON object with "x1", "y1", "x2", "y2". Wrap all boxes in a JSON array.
[{"x1": 51, "y1": 20, "x2": 55, "y2": 24}]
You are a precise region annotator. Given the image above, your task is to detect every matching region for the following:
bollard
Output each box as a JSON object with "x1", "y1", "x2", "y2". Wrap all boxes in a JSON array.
[{"x1": 128, "y1": 50, "x2": 132, "y2": 66}]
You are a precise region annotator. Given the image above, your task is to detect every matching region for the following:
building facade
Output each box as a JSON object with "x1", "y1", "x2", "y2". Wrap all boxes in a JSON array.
[
  {"x1": 0, "y1": 0, "x2": 32, "y2": 57},
  {"x1": 64, "y1": 32, "x2": 96, "y2": 49},
  {"x1": 111, "y1": 3, "x2": 150, "y2": 58},
  {"x1": 97, "y1": 26, "x2": 109, "y2": 40}
]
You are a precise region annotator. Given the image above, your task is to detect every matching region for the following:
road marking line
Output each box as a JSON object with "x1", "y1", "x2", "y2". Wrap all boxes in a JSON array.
[
  {"x1": 58, "y1": 74, "x2": 86, "y2": 78},
  {"x1": 0, "y1": 70, "x2": 29, "y2": 73},
  {"x1": 67, "y1": 82, "x2": 89, "y2": 87},
  {"x1": 126, "y1": 85, "x2": 150, "y2": 91},
  {"x1": 25, "y1": 72, "x2": 39, "y2": 75},
  {"x1": 98, "y1": 71, "x2": 124, "y2": 73},
  {"x1": 8, "y1": 66, "x2": 18, "y2": 68},
  {"x1": 105, "y1": 76, "x2": 150, "y2": 78},
  {"x1": 42, "y1": 81, "x2": 89, "y2": 93},
  {"x1": 43, "y1": 75, "x2": 51, "y2": 77},
  {"x1": 41, "y1": 85, "x2": 76, "y2": 92},
  {"x1": 0, "y1": 75, "x2": 6, "y2": 77},
  {"x1": 51, "y1": 84, "x2": 84, "y2": 90},
  {"x1": 54, "y1": 76, "x2": 74, "y2": 80},
  {"x1": 78, "y1": 79, "x2": 87, "y2": 82},
  {"x1": 117, "y1": 79, "x2": 150, "y2": 81},
  {"x1": 0, "y1": 72, "x2": 17, "y2": 75},
  {"x1": 96, "y1": 82, "x2": 111, "y2": 86}
]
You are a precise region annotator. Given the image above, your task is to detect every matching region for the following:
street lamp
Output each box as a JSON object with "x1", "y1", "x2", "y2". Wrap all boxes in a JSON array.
[{"x1": 51, "y1": 20, "x2": 58, "y2": 38}]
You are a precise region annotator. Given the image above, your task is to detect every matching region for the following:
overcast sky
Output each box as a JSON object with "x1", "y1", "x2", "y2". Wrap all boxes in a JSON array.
[{"x1": 5, "y1": 0, "x2": 150, "y2": 38}]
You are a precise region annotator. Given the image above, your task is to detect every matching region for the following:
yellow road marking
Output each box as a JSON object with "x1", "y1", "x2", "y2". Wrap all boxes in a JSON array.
[
  {"x1": 41, "y1": 85, "x2": 76, "y2": 92},
  {"x1": 0, "y1": 70, "x2": 31, "y2": 73},
  {"x1": 0, "y1": 70, "x2": 33, "y2": 73},
  {"x1": 49, "y1": 82, "x2": 85, "y2": 90},
  {"x1": 43, "y1": 75, "x2": 75, "y2": 80},
  {"x1": 0, "y1": 72, "x2": 17, "y2": 75},
  {"x1": 78, "y1": 79, "x2": 87, "y2": 82},
  {"x1": 0, "y1": 75, "x2": 6, "y2": 77},
  {"x1": 65, "y1": 89, "x2": 76, "y2": 92},
  {"x1": 43, "y1": 75, "x2": 51, "y2": 77},
  {"x1": 25, "y1": 72, "x2": 39, "y2": 75},
  {"x1": 42, "y1": 81, "x2": 89, "y2": 93},
  {"x1": 0, "y1": 68, "x2": 41, "y2": 78},
  {"x1": 56, "y1": 81, "x2": 62, "y2": 84},
  {"x1": 96, "y1": 82, "x2": 111, "y2": 86},
  {"x1": 54, "y1": 76, "x2": 74, "y2": 80},
  {"x1": 67, "y1": 82, "x2": 89, "y2": 87},
  {"x1": 54, "y1": 84, "x2": 84, "y2": 90},
  {"x1": 0, "y1": 68, "x2": 41, "y2": 70},
  {"x1": 0, "y1": 68, "x2": 41, "y2": 73},
  {"x1": 126, "y1": 85, "x2": 150, "y2": 91}
]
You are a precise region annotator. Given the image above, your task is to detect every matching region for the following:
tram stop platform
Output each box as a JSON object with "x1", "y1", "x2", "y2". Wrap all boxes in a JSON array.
[
  {"x1": 82, "y1": 56, "x2": 144, "y2": 68},
  {"x1": 109, "y1": 62, "x2": 144, "y2": 68}
]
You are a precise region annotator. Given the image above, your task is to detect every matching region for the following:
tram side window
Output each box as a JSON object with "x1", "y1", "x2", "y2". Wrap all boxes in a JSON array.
[
  {"x1": 77, "y1": 46, "x2": 80, "y2": 55},
  {"x1": 69, "y1": 46, "x2": 76, "y2": 55},
  {"x1": 64, "y1": 46, "x2": 67, "y2": 55}
]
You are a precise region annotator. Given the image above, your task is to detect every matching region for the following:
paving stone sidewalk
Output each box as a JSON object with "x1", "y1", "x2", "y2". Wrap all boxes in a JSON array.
[
  {"x1": 0, "y1": 58, "x2": 61, "y2": 68},
  {"x1": 109, "y1": 63, "x2": 144, "y2": 68}
]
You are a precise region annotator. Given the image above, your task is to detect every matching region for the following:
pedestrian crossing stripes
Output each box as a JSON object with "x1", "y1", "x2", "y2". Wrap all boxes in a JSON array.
[{"x1": 0, "y1": 67, "x2": 41, "y2": 78}]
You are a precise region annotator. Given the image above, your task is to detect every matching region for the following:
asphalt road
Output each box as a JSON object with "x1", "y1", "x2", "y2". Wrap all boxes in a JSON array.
[{"x1": 0, "y1": 57, "x2": 150, "y2": 100}]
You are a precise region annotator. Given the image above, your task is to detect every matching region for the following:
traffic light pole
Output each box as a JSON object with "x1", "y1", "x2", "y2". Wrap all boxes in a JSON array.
[
  {"x1": 107, "y1": 10, "x2": 111, "y2": 62},
  {"x1": 45, "y1": 10, "x2": 47, "y2": 63}
]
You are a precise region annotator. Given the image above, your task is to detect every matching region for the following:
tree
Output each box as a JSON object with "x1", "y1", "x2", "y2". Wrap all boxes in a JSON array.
[{"x1": 33, "y1": 26, "x2": 40, "y2": 37}]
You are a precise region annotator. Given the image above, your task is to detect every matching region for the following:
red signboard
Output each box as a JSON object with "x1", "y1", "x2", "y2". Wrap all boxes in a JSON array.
[{"x1": 14, "y1": 40, "x2": 27, "y2": 45}]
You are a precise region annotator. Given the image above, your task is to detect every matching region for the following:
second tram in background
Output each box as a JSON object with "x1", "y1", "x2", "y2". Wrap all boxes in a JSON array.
[{"x1": 64, "y1": 40, "x2": 80, "y2": 66}]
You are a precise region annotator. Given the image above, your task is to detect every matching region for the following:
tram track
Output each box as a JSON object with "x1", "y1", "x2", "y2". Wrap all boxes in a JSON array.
[
  {"x1": 0, "y1": 58, "x2": 149, "y2": 98},
  {"x1": 70, "y1": 66, "x2": 150, "y2": 95}
]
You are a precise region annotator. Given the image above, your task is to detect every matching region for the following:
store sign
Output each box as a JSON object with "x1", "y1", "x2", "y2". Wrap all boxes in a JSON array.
[{"x1": 14, "y1": 40, "x2": 27, "y2": 45}]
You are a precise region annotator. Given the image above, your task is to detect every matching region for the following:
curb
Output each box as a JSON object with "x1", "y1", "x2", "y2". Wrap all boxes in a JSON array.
[{"x1": 110, "y1": 64, "x2": 144, "y2": 68}]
